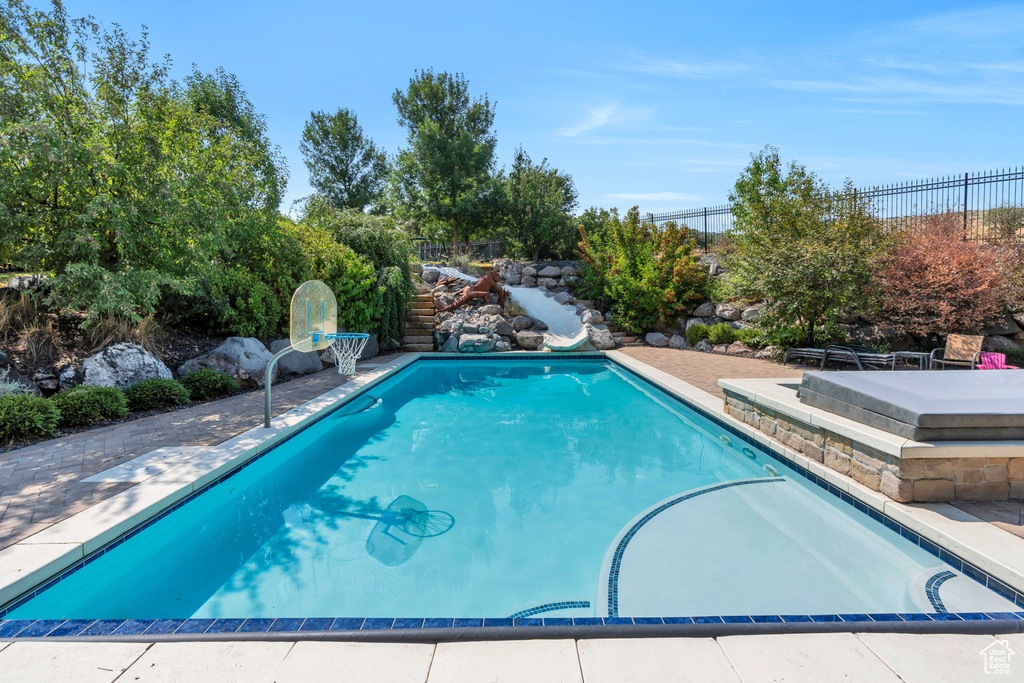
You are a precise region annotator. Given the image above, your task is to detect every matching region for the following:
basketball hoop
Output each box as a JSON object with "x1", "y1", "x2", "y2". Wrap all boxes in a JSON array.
[{"x1": 325, "y1": 333, "x2": 370, "y2": 375}]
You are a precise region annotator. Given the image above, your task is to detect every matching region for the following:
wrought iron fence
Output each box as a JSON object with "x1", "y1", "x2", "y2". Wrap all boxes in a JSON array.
[
  {"x1": 414, "y1": 239, "x2": 505, "y2": 262},
  {"x1": 647, "y1": 167, "x2": 1024, "y2": 251}
]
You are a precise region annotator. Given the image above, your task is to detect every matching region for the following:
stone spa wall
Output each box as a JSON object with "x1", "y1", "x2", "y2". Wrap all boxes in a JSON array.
[{"x1": 723, "y1": 390, "x2": 1024, "y2": 503}]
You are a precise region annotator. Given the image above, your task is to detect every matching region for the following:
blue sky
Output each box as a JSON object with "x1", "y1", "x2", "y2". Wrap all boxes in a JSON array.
[{"x1": 64, "y1": 0, "x2": 1024, "y2": 215}]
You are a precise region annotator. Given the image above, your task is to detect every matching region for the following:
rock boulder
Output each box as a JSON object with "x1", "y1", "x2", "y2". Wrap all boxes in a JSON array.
[
  {"x1": 422, "y1": 269, "x2": 440, "y2": 284},
  {"x1": 522, "y1": 266, "x2": 538, "y2": 278},
  {"x1": 516, "y1": 330, "x2": 545, "y2": 350},
  {"x1": 270, "y1": 339, "x2": 323, "y2": 376},
  {"x1": 692, "y1": 302, "x2": 717, "y2": 317},
  {"x1": 179, "y1": 337, "x2": 275, "y2": 388},
  {"x1": 83, "y1": 343, "x2": 173, "y2": 389},
  {"x1": 537, "y1": 265, "x2": 562, "y2": 278},
  {"x1": 668, "y1": 334, "x2": 688, "y2": 350},
  {"x1": 512, "y1": 315, "x2": 533, "y2": 331},
  {"x1": 587, "y1": 325, "x2": 616, "y2": 350},
  {"x1": 459, "y1": 334, "x2": 495, "y2": 353},
  {"x1": 645, "y1": 332, "x2": 669, "y2": 347},
  {"x1": 715, "y1": 303, "x2": 742, "y2": 321},
  {"x1": 581, "y1": 310, "x2": 604, "y2": 325}
]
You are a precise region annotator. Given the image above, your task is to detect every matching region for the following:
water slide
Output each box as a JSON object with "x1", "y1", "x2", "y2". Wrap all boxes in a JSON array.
[{"x1": 423, "y1": 267, "x2": 590, "y2": 351}]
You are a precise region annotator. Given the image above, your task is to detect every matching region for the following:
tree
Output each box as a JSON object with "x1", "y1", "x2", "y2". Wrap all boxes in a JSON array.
[
  {"x1": 725, "y1": 146, "x2": 889, "y2": 345},
  {"x1": 0, "y1": 1, "x2": 285, "y2": 322},
  {"x1": 504, "y1": 147, "x2": 578, "y2": 260},
  {"x1": 392, "y1": 69, "x2": 497, "y2": 251},
  {"x1": 300, "y1": 108, "x2": 388, "y2": 212}
]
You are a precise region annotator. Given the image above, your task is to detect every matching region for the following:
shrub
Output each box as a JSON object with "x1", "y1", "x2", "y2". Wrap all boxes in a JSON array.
[
  {"x1": 52, "y1": 385, "x2": 128, "y2": 427},
  {"x1": 707, "y1": 323, "x2": 737, "y2": 345},
  {"x1": 578, "y1": 209, "x2": 706, "y2": 333},
  {"x1": 179, "y1": 368, "x2": 238, "y2": 401},
  {"x1": 0, "y1": 394, "x2": 61, "y2": 441},
  {"x1": 124, "y1": 378, "x2": 191, "y2": 411},
  {"x1": 989, "y1": 206, "x2": 1024, "y2": 241},
  {"x1": 0, "y1": 368, "x2": 27, "y2": 395},
  {"x1": 735, "y1": 327, "x2": 760, "y2": 345},
  {"x1": 873, "y1": 212, "x2": 1004, "y2": 336},
  {"x1": 726, "y1": 146, "x2": 889, "y2": 346},
  {"x1": 686, "y1": 323, "x2": 710, "y2": 345}
]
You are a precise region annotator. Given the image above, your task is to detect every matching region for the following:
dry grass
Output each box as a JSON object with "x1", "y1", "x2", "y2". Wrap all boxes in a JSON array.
[
  {"x1": 85, "y1": 315, "x2": 166, "y2": 354},
  {"x1": 0, "y1": 293, "x2": 62, "y2": 367}
]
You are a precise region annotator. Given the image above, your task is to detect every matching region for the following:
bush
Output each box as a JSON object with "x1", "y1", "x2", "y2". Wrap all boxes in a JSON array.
[
  {"x1": 735, "y1": 327, "x2": 760, "y2": 345},
  {"x1": 124, "y1": 378, "x2": 191, "y2": 411},
  {"x1": 686, "y1": 323, "x2": 710, "y2": 345},
  {"x1": 578, "y1": 209, "x2": 706, "y2": 333},
  {"x1": 873, "y1": 213, "x2": 1004, "y2": 336},
  {"x1": 726, "y1": 147, "x2": 889, "y2": 346},
  {"x1": 179, "y1": 368, "x2": 238, "y2": 401},
  {"x1": 52, "y1": 385, "x2": 128, "y2": 427},
  {"x1": 707, "y1": 323, "x2": 737, "y2": 345},
  {"x1": 0, "y1": 394, "x2": 61, "y2": 441}
]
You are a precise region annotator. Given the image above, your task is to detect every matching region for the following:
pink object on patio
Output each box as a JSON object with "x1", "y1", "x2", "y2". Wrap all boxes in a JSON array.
[{"x1": 978, "y1": 352, "x2": 1020, "y2": 370}]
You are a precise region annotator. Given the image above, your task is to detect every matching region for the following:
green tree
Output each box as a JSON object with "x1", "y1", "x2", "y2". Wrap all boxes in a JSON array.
[
  {"x1": 0, "y1": 1, "x2": 285, "y2": 322},
  {"x1": 300, "y1": 108, "x2": 388, "y2": 212},
  {"x1": 725, "y1": 146, "x2": 889, "y2": 345},
  {"x1": 504, "y1": 146, "x2": 578, "y2": 260},
  {"x1": 392, "y1": 69, "x2": 497, "y2": 251}
]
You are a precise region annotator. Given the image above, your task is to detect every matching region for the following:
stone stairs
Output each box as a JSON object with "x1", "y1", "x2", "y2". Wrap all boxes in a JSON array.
[
  {"x1": 605, "y1": 324, "x2": 640, "y2": 346},
  {"x1": 402, "y1": 294, "x2": 436, "y2": 352}
]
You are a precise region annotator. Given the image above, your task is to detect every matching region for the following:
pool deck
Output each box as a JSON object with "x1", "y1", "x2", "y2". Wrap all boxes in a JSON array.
[
  {"x1": 1, "y1": 632, "x2": 1021, "y2": 681},
  {"x1": 4, "y1": 349, "x2": 1024, "y2": 680}
]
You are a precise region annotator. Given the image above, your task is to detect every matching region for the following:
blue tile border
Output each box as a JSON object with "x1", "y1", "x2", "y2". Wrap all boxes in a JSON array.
[
  {"x1": 509, "y1": 600, "x2": 591, "y2": 619},
  {"x1": 925, "y1": 570, "x2": 957, "y2": 613},
  {"x1": 3, "y1": 355, "x2": 1024, "y2": 637}
]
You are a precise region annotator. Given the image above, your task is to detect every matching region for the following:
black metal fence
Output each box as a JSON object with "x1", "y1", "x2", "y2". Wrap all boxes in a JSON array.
[
  {"x1": 647, "y1": 166, "x2": 1024, "y2": 251},
  {"x1": 414, "y1": 239, "x2": 505, "y2": 262}
]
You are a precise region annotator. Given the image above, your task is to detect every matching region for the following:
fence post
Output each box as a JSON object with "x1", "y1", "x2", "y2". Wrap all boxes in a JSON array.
[
  {"x1": 703, "y1": 207, "x2": 708, "y2": 251},
  {"x1": 963, "y1": 172, "x2": 969, "y2": 239}
]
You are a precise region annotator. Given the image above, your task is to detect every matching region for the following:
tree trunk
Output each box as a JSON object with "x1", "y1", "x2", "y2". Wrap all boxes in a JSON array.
[{"x1": 452, "y1": 217, "x2": 460, "y2": 254}]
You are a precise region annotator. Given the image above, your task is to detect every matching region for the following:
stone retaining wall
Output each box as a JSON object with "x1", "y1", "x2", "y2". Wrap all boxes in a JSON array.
[{"x1": 723, "y1": 390, "x2": 1024, "y2": 503}]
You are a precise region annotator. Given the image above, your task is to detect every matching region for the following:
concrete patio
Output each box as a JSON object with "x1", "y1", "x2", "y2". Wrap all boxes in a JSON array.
[{"x1": 1, "y1": 632, "x2": 1020, "y2": 682}]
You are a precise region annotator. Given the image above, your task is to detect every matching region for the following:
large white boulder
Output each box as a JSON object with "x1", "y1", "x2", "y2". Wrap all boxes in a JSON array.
[
  {"x1": 179, "y1": 337, "x2": 275, "y2": 389},
  {"x1": 587, "y1": 325, "x2": 616, "y2": 350},
  {"x1": 82, "y1": 343, "x2": 172, "y2": 389}
]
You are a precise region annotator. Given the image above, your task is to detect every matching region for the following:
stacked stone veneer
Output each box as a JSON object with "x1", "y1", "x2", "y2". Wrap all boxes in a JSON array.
[{"x1": 723, "y1": 390, "x2": 1023, "y2": 503}]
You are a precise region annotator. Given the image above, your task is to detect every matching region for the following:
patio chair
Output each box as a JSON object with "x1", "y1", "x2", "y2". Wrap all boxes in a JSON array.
[
  {"x1": 930, "y1": 334, "x2": 983, "y2": 369},
  {"x1": 820, "y1": 344, "x2": 896, "y2": 371},
  {"x1": 782, "y1": 347, "x2": 826, "y2": 366},
  {"x1": 977, "y1": 352, "x2": 1020, "y2": 370}
]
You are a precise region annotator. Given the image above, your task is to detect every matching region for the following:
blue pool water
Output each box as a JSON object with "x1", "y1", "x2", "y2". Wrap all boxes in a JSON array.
[{"x1": 6, "y1": 359, "x2": 1017, "y2": 619}]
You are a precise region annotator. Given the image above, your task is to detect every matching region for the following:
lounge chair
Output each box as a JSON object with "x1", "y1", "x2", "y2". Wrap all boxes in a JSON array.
[
  {"x1": 820, "y1": 344, "x2": 896, "y2": 371},
  {"x1": 930, "y1": 334, "x2": 984, "y2": 369},
  {"x1": 978, "y1": 352, "x2": 1020, "y2": 370},
  {"x1": 782, "y1": 347, "x2": 826, "y2": 366}
]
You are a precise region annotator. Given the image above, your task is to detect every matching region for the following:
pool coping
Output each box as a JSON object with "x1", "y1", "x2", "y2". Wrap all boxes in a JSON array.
[{"x1": 3, "y1": 350, "x2": 1024, "y2": 640}]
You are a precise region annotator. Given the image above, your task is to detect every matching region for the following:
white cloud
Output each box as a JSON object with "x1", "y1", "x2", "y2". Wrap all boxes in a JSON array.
[
  {"x1": 557, "y1": 104, "x2": 619, "y2": 137},
  {"x1": 619, "y1": 51, "x2": 750, "y2": 78}
]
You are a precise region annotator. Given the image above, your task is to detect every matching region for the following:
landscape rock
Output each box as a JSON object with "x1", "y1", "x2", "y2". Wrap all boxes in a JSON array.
[
  {"x1": 553, "y1": 291, "x2": 574, "y2": 305},
  {"x1": 478, "y1": 304, "x2": 503, "y2": 316},
  {"x1": 83, "y1": 343, "x2": 173, "y2": 389},
  {"x1": 6, "y1": 274, "x2": 49, "y2": 292},
  {"x1": 560, "y1": 265, "x2": 577, "y2": 277},
  {"x1": 537, "y1": 265, "x2": 562, "y2": 278},
  {"x1": 442, "y1": 335, "x2": 460, "y2": 353},
  {"x1": 581, "y1": 310, "x2": 604, "y2": 325},
  {"x1": 432, "y1": 285, "x2": 449, "y2": 295},
  {"x1": 755, "y1": 345, "x2": 782, "y2": 361},
  {"x1": 715, "y1": 303, "x2": 742, "y2": 321},
  {"x1": 537, "y1": 277, "x2": 559, "y2": 288},
  {"x1": 983, "y1": 316, "x2": 1022, "y2": 337},
  {"x1": 505, "y1": 273, "x2": 522, "y2": 286},
  {"x1": 59, "y1": 366, "x2": 85, "y2": 391},
  {"x1": 521, "y1": 276, "x2": 537, "y2": 288},
  {"x1": 587, "y1": 325, "x2": 616, "y2": 350},
  {"x1": 488, "y1": 316, "x2": 514, "y2": 337},
  {"x1": 458, "y1": 334, "x2": 495, "y2": 353},
  {"x1": 516, "y1": 330, "x2": 545, "y2": 350},
  {"x1": 531, "y1": 318, "x2": 548, "y2": 331},
  {"x1": 645, "y1": 332, "x2": 669, "y2": 347},
  {"x1": 269, "y1": 339, "x2": 323, "y2": 376},
  {"x1": 694, "y1": 339, "x2": 714, "y2": 353},
  {"x1": 692, "y1": 302, "x2": 717, "y2": 317},
  {"x1": 726, "y1": 342, "x2": 754, "y2": 356},
  {"x1": 686, "y1": 317, "x2": 716, "y2": 331},
  {"x1": 495, "y1": 341, "x2": 511, "y2": 352},
  {"x1": 984, "y1": 335, "x2": 1023, "y2": 352},
  {"x1": 178, "y1": 337, "x2": 275, "y2": 389},
  {"x1": 32, "y1": 372, "x2": 59, "y2": 392},
  {"x1": 522, "y1": 266, "x2": 538, "y2": 278},
  {"x1": 512, "y1": 315, "x2": 533, "y2": 331},
  {"x1": 1013, "y1": 311, "x2": 1024, "y2": 328},
  {"x1": 668, "y1": 334, "x2": 689, "y2": 350},
  {"x1": 713, "y1": 343, "x2": 731, "y2": 354},
  {"x1": 741, "y1": 307, "x2": 761, "y2": 322},
  {"x1": 422, "y1": 269, "x2": 440, "y2": 284}
]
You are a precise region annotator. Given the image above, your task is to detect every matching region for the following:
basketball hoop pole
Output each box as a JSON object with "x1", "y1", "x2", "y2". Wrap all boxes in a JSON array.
[{"x1": 264, "y1": 344, "x2": 294, "y2": 429}]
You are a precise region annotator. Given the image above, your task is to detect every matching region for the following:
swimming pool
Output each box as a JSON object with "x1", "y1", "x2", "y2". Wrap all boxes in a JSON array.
[{"x1": 2, "y1": 357, "x2": 1020, "y2": 626}]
